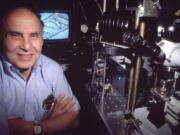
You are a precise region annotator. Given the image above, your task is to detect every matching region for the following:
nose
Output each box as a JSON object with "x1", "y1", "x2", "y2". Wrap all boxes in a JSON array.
[{"x1": 20, "y1": 37, "x2": 31, "y2": 51}]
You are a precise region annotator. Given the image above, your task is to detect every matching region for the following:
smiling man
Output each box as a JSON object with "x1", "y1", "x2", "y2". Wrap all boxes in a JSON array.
[
  {"x1": 0, "y1": 6, "x2": 80, "y2": 135},
  {"x1": 2, "y1": 7, "x2": 44, "y2": 80}
]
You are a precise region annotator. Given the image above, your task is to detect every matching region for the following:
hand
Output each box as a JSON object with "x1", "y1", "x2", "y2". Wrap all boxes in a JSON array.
[{"x1": 48, "y1": 93, "x2": 76, "y2": 118}]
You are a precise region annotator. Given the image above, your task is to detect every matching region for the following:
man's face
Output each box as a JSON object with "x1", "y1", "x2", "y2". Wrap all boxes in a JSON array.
[{"x1": 3, "y1": 8, "x2": 43, "y2": 70}]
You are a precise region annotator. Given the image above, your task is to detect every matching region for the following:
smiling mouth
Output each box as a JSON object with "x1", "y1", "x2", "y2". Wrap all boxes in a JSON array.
[{"x1": 17, "y1": 53, "x2": 34, "y2": 60}]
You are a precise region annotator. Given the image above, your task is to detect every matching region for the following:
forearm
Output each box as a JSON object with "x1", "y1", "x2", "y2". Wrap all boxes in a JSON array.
[
  {"x1": 8, "y1": 118, "x2": 33, "y2": 135},
  {"x1": 42, "y1": 111, "x2": 79, "y2": 134},
  {"x1": 8, "y1": 111, "x2": 79, "y2": 135}
]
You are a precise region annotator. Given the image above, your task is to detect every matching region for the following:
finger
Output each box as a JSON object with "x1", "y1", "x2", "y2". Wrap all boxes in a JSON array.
[
  {"x1": 53, "y1": 93, "x2": 65, "y2": 109},
  {"x1": 58, "y1": 96, "x2": 73, "y2": 110},
  {"x1": 59, "y1": 100, "x2": 75, "y2": 113},
  {"x1": 60, "y1": 96, "x2": 73, "y2": 107},
  {"x1": 56, "y1": 93, "x2": 66, "y2": 102},
  {"x1": 49, "y1": 97, "x2": 75, "y2": 117},
  {"x1": 66, "y1": 101, "x2": 76, "y2": 112},
  {"x1": 62, "y1": 97, "x2": 76, "y2": 112}
]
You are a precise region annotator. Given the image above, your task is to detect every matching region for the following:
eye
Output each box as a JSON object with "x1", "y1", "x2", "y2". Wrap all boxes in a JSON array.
[
  {"x1": 30, "y1": 33, "x2": 42, "y2": 39},
  {"x1": 7, "y1": 32, "x2": 22, "y2": 39}
]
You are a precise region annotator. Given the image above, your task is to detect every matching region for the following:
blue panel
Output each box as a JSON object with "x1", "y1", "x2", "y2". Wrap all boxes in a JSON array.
[{"x1": 40, "y1": 12, "x2": 69, "y2": 40}]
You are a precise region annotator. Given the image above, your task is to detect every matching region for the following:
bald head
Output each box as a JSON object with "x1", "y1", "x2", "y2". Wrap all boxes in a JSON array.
[
  {"x1": 0, "y1": 7, "x2": 44, "y2": 75},
  {"x1": 2, "y1": 8, "x2": 43, "y2": 34}
]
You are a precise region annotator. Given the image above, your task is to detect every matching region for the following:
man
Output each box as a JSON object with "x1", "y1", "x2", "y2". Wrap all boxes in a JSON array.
[{"x1": 0, "y1": 6, "x2": 80, "y2": 135}]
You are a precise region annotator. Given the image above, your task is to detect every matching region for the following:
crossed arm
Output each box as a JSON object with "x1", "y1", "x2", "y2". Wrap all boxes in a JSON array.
[{"x1": 8, "y1": 93, "x2": 80, "y2": 135}]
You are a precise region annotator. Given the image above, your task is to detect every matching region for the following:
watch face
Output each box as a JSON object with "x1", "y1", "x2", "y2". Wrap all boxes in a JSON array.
[{"x1": 34, "y1": 125, "x2": 42, "y2": 134}]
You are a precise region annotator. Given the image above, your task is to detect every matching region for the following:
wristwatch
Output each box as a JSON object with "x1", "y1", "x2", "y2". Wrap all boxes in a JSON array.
[{"x1": 33, "y1": 120, "x2": 42, "y2": 135}]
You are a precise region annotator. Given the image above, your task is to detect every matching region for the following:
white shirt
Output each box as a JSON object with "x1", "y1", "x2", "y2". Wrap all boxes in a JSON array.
[{"x1": 0, "y1": 54, "x2": 80, "y2": 122}]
